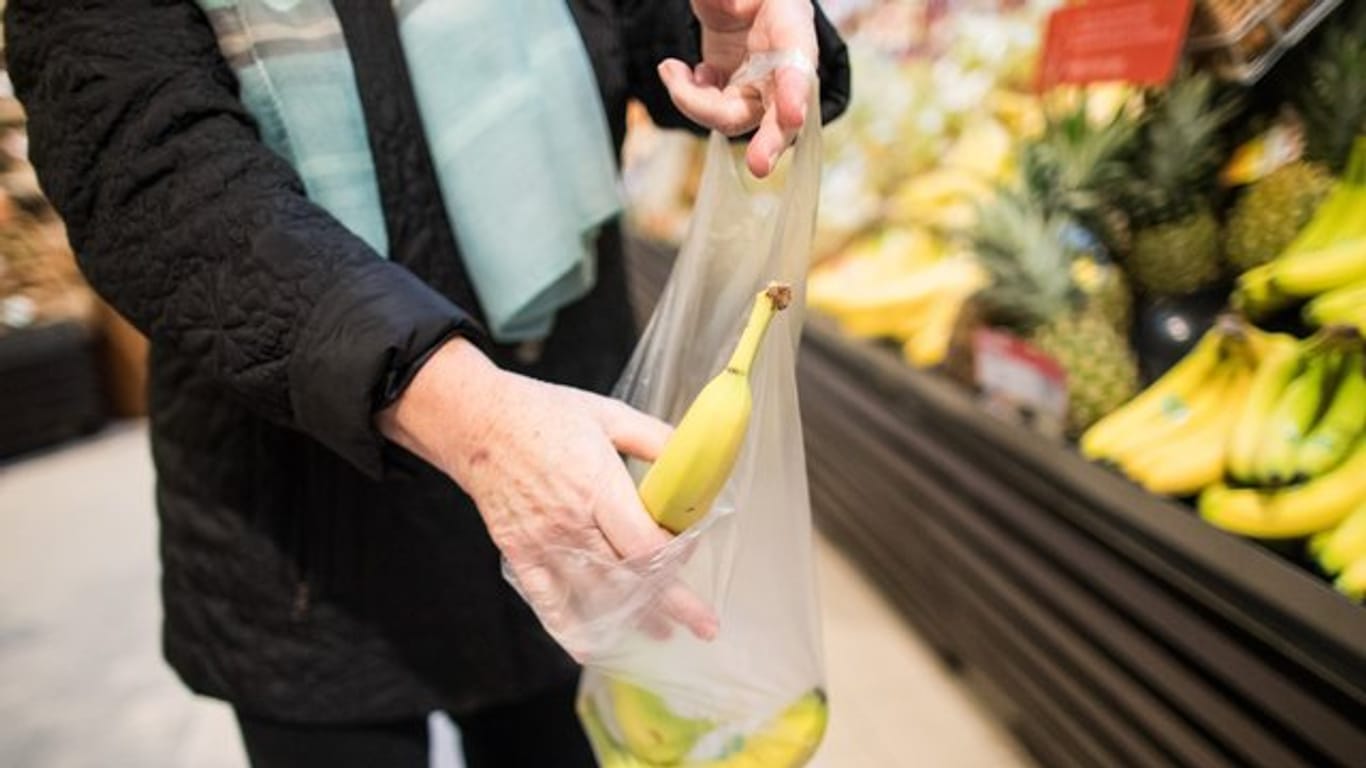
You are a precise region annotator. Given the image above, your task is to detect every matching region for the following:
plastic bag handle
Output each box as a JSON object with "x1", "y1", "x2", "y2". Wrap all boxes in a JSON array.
[{"x1": 727, "y1": 50, "x2": 816, "y2": 90}]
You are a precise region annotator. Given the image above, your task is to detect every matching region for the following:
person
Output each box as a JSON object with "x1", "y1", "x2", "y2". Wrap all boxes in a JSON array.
[{"x1": 5, "y1": 0, "x2": 849, "y2": 765}]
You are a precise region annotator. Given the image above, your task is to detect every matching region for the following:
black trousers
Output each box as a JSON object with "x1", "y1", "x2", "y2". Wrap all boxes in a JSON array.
[{"x1": 235, "y1": 680, "x2": 596, "y2": 768}]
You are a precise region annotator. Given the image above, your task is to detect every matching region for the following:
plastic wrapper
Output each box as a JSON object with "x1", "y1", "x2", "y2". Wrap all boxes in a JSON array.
[{"x1": 504, "y1": 52, "x2": 828, "y2": 766}]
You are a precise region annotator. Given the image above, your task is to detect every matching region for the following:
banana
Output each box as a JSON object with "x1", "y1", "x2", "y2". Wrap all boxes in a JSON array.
[
  {"x1": 1199, "y1": 436, "x2": 1366, "y2": 538},
  {"x1": 1080, "y1": 329, "x2": 1225, "y2": 461},
  {"x1": 901, "y1": 293, "x2": 965, "y2": 368},
  {"x1": 1251, "y1": 350, "x2": 1330, "y2": 486},
  {"x1": 1123, "y1": 361, "x2": 1253, "y2": 496},
  {"x1": 1335, "y1": 558, "x2": 1366, "y2": 603},
  {"x1": 1106, "y1": 354, "x2": 1239, "y2": 470},
  {"x1": 1232, "y1": 262, "x2": 1294, "y2": 318},
  {"x1": 1293, "y1": 351, "x2": 1366, "y2": 479},
  {"x1": 810, "y1": 259, "x2": 986, "y2": 340},
  {"x1": 696, "y1": 690, "x2": 828, "y2": 768},
  {"x1": 608, "y1": 678, "x2": 715, "y2": 764},
  {"x1": 639, "y1": 284, "x2": 789, "y2": 533},
  {"x1": 580, "y1": 688, "x2": 827, "y2": 768},
  {"x1": 1270, "y1": 237, "x2": 1366, "y2": 297},
  {"x1": 1303, "y1": 280, "x2": 1366, "y2": 327},
  {"x1": 1310, "y1": 501, "x2": 1366, "y2": 575},
  {"x1": 579, "y1": 695, "x2": 655, "y2": 768},
  {"x1": 1226, "y1": 334, "x2": 1303, "y2": 484}
]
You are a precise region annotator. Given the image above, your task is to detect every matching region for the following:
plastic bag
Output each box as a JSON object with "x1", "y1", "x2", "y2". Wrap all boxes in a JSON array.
[{"x1": 506, "y1": 52, "x2": 827, "y2": 766}]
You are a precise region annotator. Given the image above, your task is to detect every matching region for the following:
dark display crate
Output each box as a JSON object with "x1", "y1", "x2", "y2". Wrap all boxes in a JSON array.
[
  {"x1": 0, "y1": 320, "x2": 105, "y2": 459},
  {"x1": 626, "y1": 236, "x2": 1366, "y2": 768}
]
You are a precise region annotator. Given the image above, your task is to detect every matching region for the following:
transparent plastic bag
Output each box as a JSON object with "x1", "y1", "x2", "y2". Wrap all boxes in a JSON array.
[{"x1": 505, "y1": 52, "x2": 827, "y2": 766}]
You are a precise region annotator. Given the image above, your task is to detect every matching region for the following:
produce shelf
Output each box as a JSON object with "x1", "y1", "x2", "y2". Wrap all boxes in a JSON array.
[{"x1": 625, "y1": 236, "x2": 1366, "y2": 768}]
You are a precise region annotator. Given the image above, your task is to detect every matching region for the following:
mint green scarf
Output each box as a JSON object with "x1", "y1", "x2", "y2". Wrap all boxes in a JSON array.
[{"x1": 197, "y1": 0, "x2": 621, "y2": 342}]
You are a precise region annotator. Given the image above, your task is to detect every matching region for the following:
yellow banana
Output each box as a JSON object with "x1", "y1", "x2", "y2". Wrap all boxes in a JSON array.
[
  {"x1": 609, "y1": 678, "x2": 714, "y2": 764},
  {"x1": 1232, "y1": 262, "x2": 1294, "y2": 319},
  {"x1": 810, "y1": 259, "x2": 985, "y2": 341},
  {"x1": 1293, "y1": 351, "x2": 1366, "y2": 479},
  {"x1": 1270, "y1": 237, "x2": 1366, "y2": 297},
  {"x1": 901, "y1": 293, "x2": 966, "y2": 368},
  {"x1": 1080, "y1": 329, "x2": 1225, "y2": 461},
  {"x1": 696, "y1": 690, "x2": 828, "y2": 768},
  {"x1": 1303, "y1": 280, "x2": 1366, "y2": 327},
  {"x1": 639, "y1": 284, "x2": 789, "y2": 533},
  {"x1": 579, "y1": 695, "x2": 656, "y2": 768},
  {"x1": 1199, "y1": 437, "x2": 1366, "y2": 538},
  {"x1": 1123, "y1": 363, "x2": 1252, "y2": 496},
  {"x1": 1251, "y1": 350, "x2": 1330, "y2": 486},
  {"x1": 581, "y1": 688, "x2": 827, "y2": 768},
  {"x1": 1335, "y1": 558, "x2": 1366, "y2": 603},
  {"x1": 1226, "y1": 334, "x2": 1303, "y2": 484},
  {"x1": 1310, "y1": 501, "x2": 1366, "y2": 575},
  {"x1": 1106, "y1": 356, "x2": 1238, "y2": 470}
]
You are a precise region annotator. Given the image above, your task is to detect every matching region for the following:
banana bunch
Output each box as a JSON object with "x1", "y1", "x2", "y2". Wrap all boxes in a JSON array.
[
  {"x1": 1080, "y1": 318, "x2": 1268, "y2": 497},
  {"x1": 1199, "y1": 329, "x2": 1366, "y2": 539},
  {"x1": 808, "y1": 228, "x2": 987, "y2": 369},
  {"x1": 581, "y1": 679, "x2": 828, "y2": 767},
  {"x1": 1235, "y1": 136, "x2": 1366, "y2": 319},
  {"x1": 1310, "y1": 502, "x2": 1366, "y2": 602},
  {"x1": 1303, "y1": 279, "x2": 1366, "y2": 332},
  {"x1": 639, "y1": 284, "x2": 789, "y2": 534}
]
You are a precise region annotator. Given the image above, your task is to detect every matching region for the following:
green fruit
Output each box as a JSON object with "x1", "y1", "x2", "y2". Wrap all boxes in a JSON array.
[
  {"x1": 971, "y1": 192, "x2": 1139, "y2": 436},
  {"x1": 1120, "y1": 71, "x2": 1240, "y2": 296},
  {"x1": 1224, "y1": 162, "x2": 1334, "y2": 272},
  {"x1": 1127, "y1": 208, "x2": 1223, "y2": 296},
  {"x1": 1031, "y1": 310, "x2": 1140, "y2": 436}
]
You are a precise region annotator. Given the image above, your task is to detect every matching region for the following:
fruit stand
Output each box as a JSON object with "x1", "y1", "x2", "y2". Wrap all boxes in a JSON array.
[
  {"x1": 628, "y1": 232, "x2": 1366, "y2": 768},
  {"x1": 620, "y1": 0, "x2": 1366, "y2": 755}
]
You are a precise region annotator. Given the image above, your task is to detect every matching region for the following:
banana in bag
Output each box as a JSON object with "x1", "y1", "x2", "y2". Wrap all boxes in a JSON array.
[{"x1": 506, "y1": 53, "x2": 830, "y2": 766}]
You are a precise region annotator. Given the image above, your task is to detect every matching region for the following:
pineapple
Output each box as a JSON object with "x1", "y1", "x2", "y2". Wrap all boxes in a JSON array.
[
  {"x1": 1021, "y1": 95, "x2": 1139, "y2": 255},
  {"x1": 971, "y1": 193, "x2": 1139, "y2": 436},
  {"x1": 1122, "y1": 71, "x2": 1242, "y2": 296},
  {"x1": 1071, "y1": 251, "x2": 1133, "y2": 335},
  {"x1": 1293, "y1": 3, "x2": 1366, "y2": 175},
  {"x1": 1224, "y1": 161, "x2": 1332, "y2": 271},
  {"x1": 1226, "y1": 6, "x2": 1363, "y2": 272}
]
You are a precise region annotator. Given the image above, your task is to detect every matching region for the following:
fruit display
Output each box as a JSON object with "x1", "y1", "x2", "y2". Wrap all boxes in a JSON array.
[
  {"x1": 581, "y1": 679, "x2": 828, "y2": 768},
  {"x1": 613, "y1": 1, "x2": 1366, "y2": 603},
  {"x1": 1081, "y1": 318, "x2": 1269, "y2": 496}
]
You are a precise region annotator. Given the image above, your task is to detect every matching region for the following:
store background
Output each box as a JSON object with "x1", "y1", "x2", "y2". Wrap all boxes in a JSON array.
[{"x1": 4, "y1": 0, "x2": 1366, "y2": 766}]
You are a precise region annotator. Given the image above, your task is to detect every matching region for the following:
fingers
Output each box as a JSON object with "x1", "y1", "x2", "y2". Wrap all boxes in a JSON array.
[
  {"x1": 658, "y1": 58, "x2": 763, "y2": 137},
  {"x1": 659, "y1": 581, "x2": 720, "y2": 641},
  {"x1": 591, "y1": 456, "x2": 721, "y2": 641},
  {"x1": 746, "y1": 65, "x2": 809, "y2": 178},
  {"x1": 593, "y1": 450, "x2": 673, "y2": 559},
  {"x1": 592, "y1": 396, "x2": 673, "y2": 462}
]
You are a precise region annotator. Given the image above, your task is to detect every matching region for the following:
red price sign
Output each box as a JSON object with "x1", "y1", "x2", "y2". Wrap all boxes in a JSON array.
[
  {"x1": 1037, "y1": 0, "x2": 1194, "y2": 90},
  {"x1": 973, "y1": 328, "x2": 1069, "y2": 439}
]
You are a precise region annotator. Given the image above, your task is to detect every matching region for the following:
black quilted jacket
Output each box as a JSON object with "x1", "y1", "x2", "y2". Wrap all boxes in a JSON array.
[{"x1": 5, "y1": 0, "x2": 849, "y2": 722}]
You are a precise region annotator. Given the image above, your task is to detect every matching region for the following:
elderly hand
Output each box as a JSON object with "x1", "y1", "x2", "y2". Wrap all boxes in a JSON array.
[
  {"x1": 658, "y1": 0, "x2": 818, "y2": 178},
  {"x1": 377, "y1": 337, "x2": 719, "y2": 656}
]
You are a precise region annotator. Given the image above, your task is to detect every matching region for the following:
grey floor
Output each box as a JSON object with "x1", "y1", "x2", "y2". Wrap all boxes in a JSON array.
[{"x1": 0, "y1": 422, "x2": 1030, "y2": 767}]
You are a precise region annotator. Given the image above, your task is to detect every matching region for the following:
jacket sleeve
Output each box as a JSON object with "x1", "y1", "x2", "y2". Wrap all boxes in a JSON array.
[
  {"x1": 4, "y1": 0, "x2": 480, "y2": 479},
  {"x1": 618, "y1": 0, "x2": 852, "y2": 132}
]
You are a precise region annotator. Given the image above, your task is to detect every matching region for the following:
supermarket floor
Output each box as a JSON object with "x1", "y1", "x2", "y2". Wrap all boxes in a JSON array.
[{"x1": 0, "y1": 422, "x2": 1033, "y2": 767}]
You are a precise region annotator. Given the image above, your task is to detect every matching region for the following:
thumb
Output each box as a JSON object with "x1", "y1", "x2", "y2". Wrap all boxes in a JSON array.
[{"x1": 591, "y1": 395, "x2": 673, "y2": 461}]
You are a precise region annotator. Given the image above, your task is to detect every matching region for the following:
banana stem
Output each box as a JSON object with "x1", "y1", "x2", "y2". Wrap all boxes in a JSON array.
[{"x1": 727, "y1": 283, "x2": 792, "y2": 376}]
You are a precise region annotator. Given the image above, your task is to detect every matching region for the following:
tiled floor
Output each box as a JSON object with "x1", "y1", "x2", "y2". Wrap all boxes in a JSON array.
[{"x1": 0, "y1": 423, "x2": 1031, "y2": 767}]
